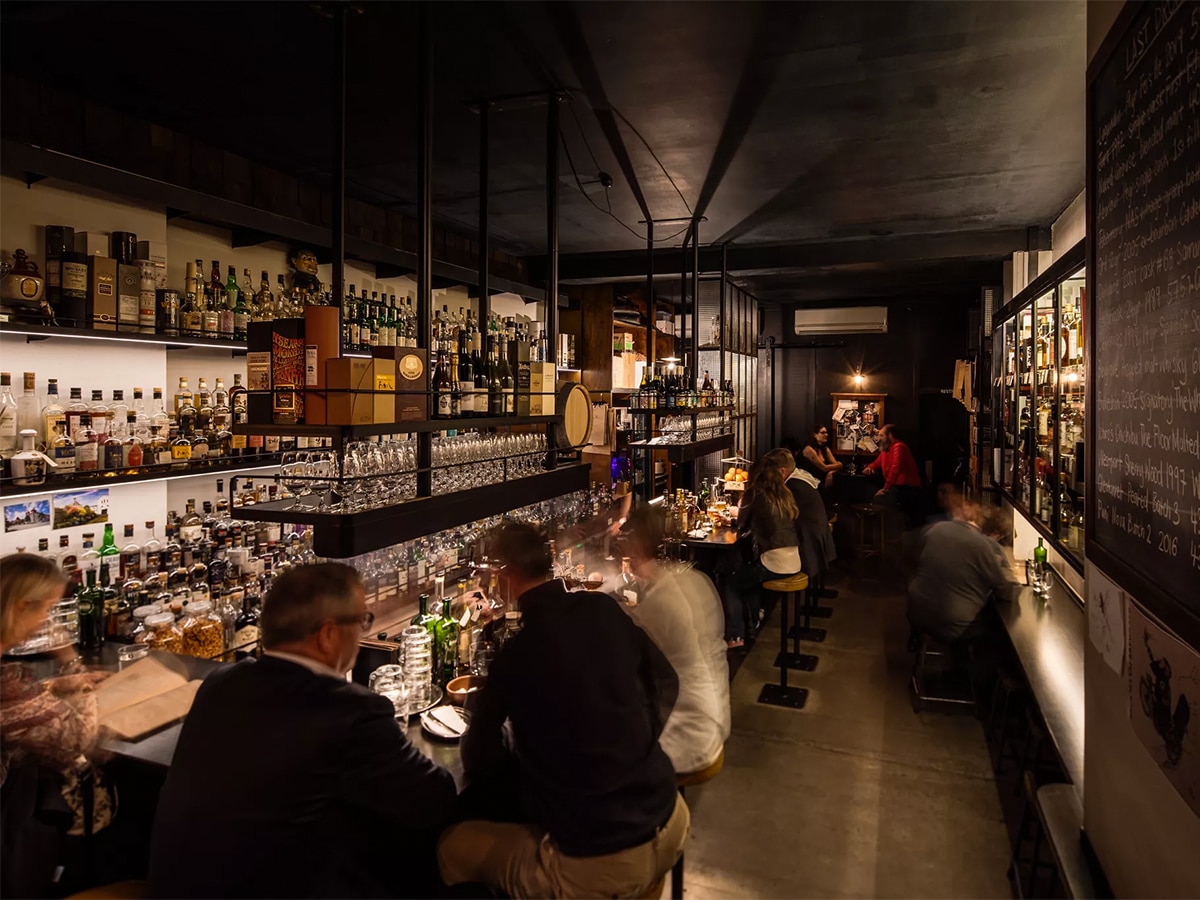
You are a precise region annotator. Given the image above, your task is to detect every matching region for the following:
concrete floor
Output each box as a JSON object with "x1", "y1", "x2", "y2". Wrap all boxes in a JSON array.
[{"x1": 670, "y1": 580, "x2": 1012, "y2": 899}]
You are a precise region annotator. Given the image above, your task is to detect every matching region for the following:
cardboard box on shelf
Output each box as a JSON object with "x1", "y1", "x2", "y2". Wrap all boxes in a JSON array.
[
  {"x1": 75, "y1": 232, "x2": 109, "y2": 257},
  {"x1": 325, "y1": 358, "x2": 374, "y2": 426},
  {"x1": 86, "y1": 255, "x2": 118, "y2": 332},
  {"x1": 135, "y1": 241, "x2": 168, "y2": 289},
  {"x1": 519, "y1": 362, "x2": 558, "y2": 416},
  {"x1": 302, "y1": 306, "x2": 341, "y2": 425},
  {"x1": 375, "y1": 346, "x2": 427, "y2": 422}
]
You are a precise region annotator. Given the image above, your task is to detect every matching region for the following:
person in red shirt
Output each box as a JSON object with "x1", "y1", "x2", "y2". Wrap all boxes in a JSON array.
[{"x1": 862, "y1": 424, "x2": 924, "y2": 525}]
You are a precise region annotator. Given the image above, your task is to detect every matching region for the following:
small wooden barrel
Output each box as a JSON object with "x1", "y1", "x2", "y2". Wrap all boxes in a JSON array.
[{"x1": 554, "y1": 382, "x2": 592, "y2": 449}]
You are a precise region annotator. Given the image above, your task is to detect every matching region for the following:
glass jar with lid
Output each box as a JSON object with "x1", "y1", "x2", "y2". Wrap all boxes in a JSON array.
[
  {"x1": 179, "y1": 599, "x2": 224, "y2": 659},
  {"x1": 128, "y1": 603, "x2": 162, "y2": 643},
  {"x1": 137, "y1": 611, "x2": 183, "y2": 653}
]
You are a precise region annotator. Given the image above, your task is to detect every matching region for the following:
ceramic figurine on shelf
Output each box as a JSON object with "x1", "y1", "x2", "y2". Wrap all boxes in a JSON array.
[{"x1": 287, "y1": 245, "x2": 323, "y2": 305}]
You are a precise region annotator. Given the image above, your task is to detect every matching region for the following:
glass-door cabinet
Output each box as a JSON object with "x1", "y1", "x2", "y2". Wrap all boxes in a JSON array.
[{"x1": 989, "y1": 242, "x2": 1086, "y2": 567}]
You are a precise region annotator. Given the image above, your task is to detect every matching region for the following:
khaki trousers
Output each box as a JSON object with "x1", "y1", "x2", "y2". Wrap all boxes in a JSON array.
[{"x1": 438, "y1": 792, "x2": 690, "y2": 899}]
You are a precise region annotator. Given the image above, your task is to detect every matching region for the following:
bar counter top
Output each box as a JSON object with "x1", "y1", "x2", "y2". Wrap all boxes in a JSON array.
[{"x1": 997, "y1": 560, "x2": 1086, "y2": 793}]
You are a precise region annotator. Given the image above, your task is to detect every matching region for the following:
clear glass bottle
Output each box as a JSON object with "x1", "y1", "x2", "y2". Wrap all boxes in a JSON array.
[
  {"x1": 142, "y1": 521, "x2": 163, "y2": 575},
  {"x1": 16, "y1": 372, "x2": 41, "y2": 445},
  {"x1": 75, "y1": 414, "x2": 100, "y2": 471},
  {"x1": 0, "y1": 372, "x2": 19, "y2": 456},
  {"x1": 122, "y1": 412, "x2": 144, "y2": 470},
  {"x1": 41, "y1": 379, "x2": 65, "y2": 453},
  {"x1": 119, "y1": 523, "x2": 142, "y2": 581}
]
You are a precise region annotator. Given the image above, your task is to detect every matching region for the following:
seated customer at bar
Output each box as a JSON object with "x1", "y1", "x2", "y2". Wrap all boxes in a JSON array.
[
  {"x1": 777, "y1": 449, "x2": 837, "y2": 579},
  {"x1": 439, "y1": 521, "x2": 687, "y2": 899},
  {"x1": 149, "y1": 563, "x2": 456, "y2": 899},
  {"x1": 862, "y1": 423, "x2": 924, "y2": 525},
  {"x1": 623, "y1": 503, "x2": 731, "y2": 776},
  {"x1": 724, "y1": 452, "x2": 802, "y2": 648},
  {"x1": 907, "y1": 503, "x2": 1017, "y2": 645}
]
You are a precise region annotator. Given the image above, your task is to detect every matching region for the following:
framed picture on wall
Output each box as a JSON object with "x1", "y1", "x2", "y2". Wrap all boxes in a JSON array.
[{"x1": 831, "y1": 393, "x2": 886, "y2": 454}]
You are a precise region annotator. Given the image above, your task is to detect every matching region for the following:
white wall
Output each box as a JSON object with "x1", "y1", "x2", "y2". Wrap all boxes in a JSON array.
[{"x1": 1051, "y1": 191, "x2": 1086, "y2": 260}]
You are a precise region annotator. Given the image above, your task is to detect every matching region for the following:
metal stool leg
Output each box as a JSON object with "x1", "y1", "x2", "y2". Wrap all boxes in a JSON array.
[
  {"x1": 790, "y1": 582, "x2": 828, "y2": 643},
  {"x1": 759, "y1": 589, "x2": 809, "y2": 709},
  {"x1": 777, "y1": 589, "x2": 818, "y2": 671}
]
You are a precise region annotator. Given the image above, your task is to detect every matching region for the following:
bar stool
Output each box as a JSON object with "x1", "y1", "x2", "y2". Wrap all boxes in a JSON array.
[
  {"x1": 758, "y1": 573, "x2": 811, "y2": 709},
  {"x1": 670, "y1": 749, "x2": 725, "y2": 899},
  {"x1": 909, "y1": 632, "x2": 975, "y2": 712},
  {"x1": 788, "y1": 567, "x2": 829, "y2": 644},
  {"x1": 849, "y1": 503, "x2": 886, "y2": 583}
]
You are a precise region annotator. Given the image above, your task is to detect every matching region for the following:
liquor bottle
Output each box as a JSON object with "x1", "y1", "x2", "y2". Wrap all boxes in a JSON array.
[
  {"x1": 190, "y1": 415, "x2": 210, "y2": 462},
  {"x1": 121, "y1": 413, "x2": 143, "y2": 469},
  {"x1": 64, "y1": 387, "x2": 88, "y2": 442},
  {"x1": 619, "y1": 557, "x2": 640, "y2": 606},
  {"x1": 232, "y1": 283, "x2": 250, "y2": 341},
  {"x1": 218, "y1": 278, "x2": 235, "y2": 340},
  {"x1": 15, "y1": 372, "x2": 40, "y2": 446},
  {"x1": 472, "y1": 334, "x2": 488, "y2": 416},
  {"x1": 276, "y1": 274, "x2": 290, "y2": 317},
  {"x1": 76, "y1": 414, "x2": 100, "y2": 471},
  {"x1": 98, "y1": 522, "x2": 120, "y2": 569},
  {"x1": 143, "y1": 521, "x2": 163, "y2": 575},
  {"x1": 488, "y1": 348, "x2": 504, "y2": 416},
  {"x1": 410, "y1": 593, "x2": 439, "y2": 639},
  {"x1": 103, "y1": 413, "x2": 124, "y2": 471},
  {"x1": 51, "y1": 415, "x2": 76, "y2": 474},
  {"x1": 196, "y1": 378, "x2": 213, "y2": 433},
  {"x1": 499, "y1": 351, "x2": 515, "y2": 416},
  {"x1": 87, "y1": 390, "x2": 110, "y2": 441},
  {"x1": 433, "y1": 348, "x2": 453, "y2": 418},
  {"x1": 41, "y1": 380, "x2": 65, "y2": 451},
  {"x1": 201, "y1": 284, "x2": 220, "y2": 337},
  {"x1": 256, "y1": 271, "x2": 275, "y2": 321},
  {"x1": 177, "y1": 384, "x2": 198, "y2": 439},
  {"x1": 209, "y1": 260, "x2": 222, "y2": 299},
  {"x1": 169, "y1": 421, "x2": 192, "y2": 468},
  {"x1": 179, "y1": 499, "x2": 203, "y2": 544},
  {"x1": 180, "y1": 285, "x2": 202, "y2": 338},
  {"x1": 435, "y1": 596, "x2": 460, "y2": 685},
  {"x1": 77, "y1": 568, "x2": 104, "y2": 652},
  {"x1": 0, "y1": 372, "x2": 18, "y2": 455},
  {"x1": 457, "y1": 333, "x2": 475, "y2": 418},
  {"x1": 174, "y1": 377, "x2": 193, "y2": 415}
]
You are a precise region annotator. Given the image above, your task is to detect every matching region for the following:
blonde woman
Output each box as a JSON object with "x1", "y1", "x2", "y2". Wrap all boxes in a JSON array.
[{"x1": 1, "y1": 553, "x2": 108, "y2": 898}]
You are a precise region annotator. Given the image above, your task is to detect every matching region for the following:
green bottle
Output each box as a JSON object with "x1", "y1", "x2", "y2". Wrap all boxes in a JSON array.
[
  {"x1": 409, "y1": 593, "x2": 438, "y2": 638},
  {"x1": 77, "y1": 569, "x2": 104, "y2": 651},
  {"x1": 434, "y1": 597, "x2": 460, "y2": 686},
  {"x1": 99, "y1": 522, "x2": 120, "y2": 564},
  {"x1": 1033, "y1": 537, "x2": 1047, "y2": 566}
]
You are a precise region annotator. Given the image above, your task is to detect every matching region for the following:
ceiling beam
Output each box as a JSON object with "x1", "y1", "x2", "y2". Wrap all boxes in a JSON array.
[
  {"x1": 542, "y1": 228, "x2": 1027, "y2": 283},
  {"x1": 545, "y1": 2, "x2": 652, "y2": 222},
  {"x1": 691, "y1": 5, "x2": 805, "y2": 225}
]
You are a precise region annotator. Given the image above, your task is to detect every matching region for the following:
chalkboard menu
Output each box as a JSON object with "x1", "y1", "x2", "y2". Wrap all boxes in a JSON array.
[{"x1": 1090, "y1": 0, "x2": 1200, "y2": 626}]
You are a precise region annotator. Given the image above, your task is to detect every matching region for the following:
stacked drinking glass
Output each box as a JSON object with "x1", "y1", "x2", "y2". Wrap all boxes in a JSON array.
[{"x1": 400, "y1": 625, "x2": 434, "y2": 711}]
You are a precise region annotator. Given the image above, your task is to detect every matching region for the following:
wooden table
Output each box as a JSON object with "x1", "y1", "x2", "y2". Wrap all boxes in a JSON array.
[
  {"x1": 995, "y1": 562, "x2": 1086, "y2": 793},
  {"x1": 676, "y1": 525, "x2": 740, "y2": 548}
]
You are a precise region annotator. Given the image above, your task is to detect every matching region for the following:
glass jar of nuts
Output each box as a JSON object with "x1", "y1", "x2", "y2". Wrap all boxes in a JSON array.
[
  {"x1": 179, "y1": 599, "x2": 225, "y2": 659},
  {"x1": 138, "y1": 612, "x2": 183, "y2": 654}
]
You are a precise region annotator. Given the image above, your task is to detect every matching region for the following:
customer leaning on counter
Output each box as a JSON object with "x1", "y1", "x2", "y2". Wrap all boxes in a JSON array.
[
  {"x1": 439, "y1": 521, "x2": 688, "y2": 899},
  {"x1": 0, "y1": 553, "x2": 112, "y2": 899},
  {"x1": 148, "y1": 563, "x2": 456, "y2": 899}
]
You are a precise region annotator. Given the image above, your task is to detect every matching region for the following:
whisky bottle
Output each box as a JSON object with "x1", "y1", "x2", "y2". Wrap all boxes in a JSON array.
[
  {"x1": 41, "y1": 380, "x2": 65, "y2": 452},
  {"x1": 433, "y1": 349, "x2": 453, "y2": 418},
  {"x1": 51, "y1": 419, "x2": 76, "y2": 475},
  {"x1": 121, "y1": 413, "x2": 143, "y2": 470},
  {"x1": 196, "y1": 378, "x2": 213, "y2": 433},
  {"x1": 169, "y1": 425, "x2": 192, "y2": 468},
  {"x1": 256, "y1": 271, "x2": 275, "y2": 321},
  {"x1": 174, "y1": 377, "x2": 193, "y2": 416},
  {"x1": 0, "y1": 372, "x2": 18, "y2": 455},
  {"x1": 103, "y1": 414, "x2": 124, "y2": 471},
  {"x1": 276, "y1": 274, "x2": 290, "y2": 317},
  {"x1": 88, "y1": 390, "x2": 110, "y2": 440},
  {"x1": 76, "y1": 414, "x2": 100, "y2": 472}
]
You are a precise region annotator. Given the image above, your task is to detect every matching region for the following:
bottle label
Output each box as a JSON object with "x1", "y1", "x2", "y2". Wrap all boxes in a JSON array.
[
  {"x1": 156, "y1": 448, "x2": 173, "y2": 466},
  {"x1": 179, "y1": 524, "x2": 202, "y2": 543},
  {"x1": 104, "y1": 444, "x2": 124, "y2": 469},
  {"x1": 53, "y1": 445, "x2": 76, "y2": 473},
  {"x1": 192, "y1": 441, "x2": 209, "y2": 460},
  {"x1": 119, "y1": 291, "x2": 140, "y2": 325},
  {"x1": 62, "y1": 261, "x2": 88, "y2": 293},
  {"x1": 77, "y1": 445, "x2": 98, "y2": 470},
  {"x1": 437, "y1": 391, "x2": 453, "y2": 417},
  {"x1": 123, "y1": 444, "x2": 143, "y2": 467},
  {"x1": 0, "y1": 408, "x2": 15, "y2": 439},
  {"x1": 231, "y1": 434, "x2": 248, "y2": 450},
  {"x1": 171, "y1": 444, "x2": 193, "y2": 461}
]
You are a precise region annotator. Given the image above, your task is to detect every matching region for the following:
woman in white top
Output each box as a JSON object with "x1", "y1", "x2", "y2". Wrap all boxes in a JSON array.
[{"x1": 624, "y1": 504, "x2": 731, "y2": 775}]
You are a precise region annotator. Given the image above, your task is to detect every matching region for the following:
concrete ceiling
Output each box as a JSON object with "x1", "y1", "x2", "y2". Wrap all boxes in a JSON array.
[{"x1": 1, "y1": 0, "x2": 1086, "y2": 305}]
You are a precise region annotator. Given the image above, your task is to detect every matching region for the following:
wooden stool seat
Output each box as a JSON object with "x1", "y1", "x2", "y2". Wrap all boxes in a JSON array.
[
  {"x1": 762, "y1": 573, "x2": 808, "y2": 593},
  {"x1": 66, "y1": 881, "x2": 147, "y2": 900},
  {"x1": 677, "y1": 749, "x2": 724, "y2": 788}
]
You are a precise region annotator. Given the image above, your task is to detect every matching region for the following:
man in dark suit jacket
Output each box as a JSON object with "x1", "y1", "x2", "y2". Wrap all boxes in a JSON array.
[{"x1": 148, "y1": 563, "x2": 456, "y2": 899}]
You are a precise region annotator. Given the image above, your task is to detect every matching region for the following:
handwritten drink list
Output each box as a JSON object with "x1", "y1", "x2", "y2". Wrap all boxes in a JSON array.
[{"x1": 1092, "y1": 0, "x2": 1200, "y2": 610}]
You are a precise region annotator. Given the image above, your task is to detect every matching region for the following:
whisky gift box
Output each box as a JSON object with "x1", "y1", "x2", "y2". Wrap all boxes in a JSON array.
[
  {"x1": 373, "y1": 346, "x2": 427, "y2": 422},
  {"x1": 302, "y1": 306, "x2": 341, "y2": 425},
  {"x1": 247, "y1": 320, "x2": 305, "y2": 425},
  {"x1": 325, "y1": 358, "x2": 374, "y2": 426},
  {"x1": 86, "y1": 255, "x2": 118, "y2": 332},
  {"x1": 116, "y1": 263, "x2": 141, "y2": 332}
]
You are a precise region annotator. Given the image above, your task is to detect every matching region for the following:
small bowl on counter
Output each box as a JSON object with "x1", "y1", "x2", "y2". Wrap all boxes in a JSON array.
[{"x1": 445, "y1": 675, "x2": 487, "y2": 712}]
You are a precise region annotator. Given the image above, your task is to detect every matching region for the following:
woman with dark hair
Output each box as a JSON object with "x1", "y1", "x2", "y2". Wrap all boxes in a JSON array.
[
  {"x1": 799, "y1": 423, "x2": 843, "y2": 489},
  {"x1": 723, "y1": 451, "x2": 802, "y2": 648}
]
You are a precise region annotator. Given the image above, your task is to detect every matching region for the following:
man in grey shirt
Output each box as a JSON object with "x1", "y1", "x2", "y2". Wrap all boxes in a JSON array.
[{"x1": 907, "y1": 513, "x2": 1015, "y2": 644}]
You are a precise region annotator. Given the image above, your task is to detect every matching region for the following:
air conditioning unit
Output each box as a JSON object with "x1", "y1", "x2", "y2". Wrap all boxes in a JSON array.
[{"x1": 794, "y1": 306, "x2": 888, "y2": 335}]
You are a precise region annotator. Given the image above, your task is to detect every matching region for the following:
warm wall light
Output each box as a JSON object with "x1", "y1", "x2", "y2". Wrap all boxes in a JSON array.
[{"x1": 853, "y1": 371, "x2": 865, "y2": 387}]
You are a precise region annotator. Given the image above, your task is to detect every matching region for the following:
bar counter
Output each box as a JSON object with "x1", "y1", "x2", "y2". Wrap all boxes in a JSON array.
[{"x1": 997, "y1": 558, "x2": 1086, "y2": 793}]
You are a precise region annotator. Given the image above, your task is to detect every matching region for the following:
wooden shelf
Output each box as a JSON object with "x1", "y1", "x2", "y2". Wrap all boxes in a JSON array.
[
  {"x1": 626, "y1": 406, "x2": 735, "y2": 416},
  {"x1": 0, "y1": 454, "x2": 284, "y2": 499},
  {"x1": 0, "y1": 321, "x2": 247, "y2": 351},
  {"x1": 233, "y1": 463, "x2": 590, "y2": 557}
]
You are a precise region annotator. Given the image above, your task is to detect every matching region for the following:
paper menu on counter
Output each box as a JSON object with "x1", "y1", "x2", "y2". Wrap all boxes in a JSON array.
[{"x1": 96, "y1": 654, "x2": 203, "y2": 741}]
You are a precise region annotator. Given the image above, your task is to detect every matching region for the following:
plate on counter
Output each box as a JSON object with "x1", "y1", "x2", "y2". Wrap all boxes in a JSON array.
[{"x1": 420, "y1": 705, "x2": 471, "y2": 741}]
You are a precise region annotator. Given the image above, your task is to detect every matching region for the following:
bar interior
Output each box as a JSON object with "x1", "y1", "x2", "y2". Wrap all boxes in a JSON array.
[{"x1": 1, "y1": 1, "x2": 1198, "y2": 898}]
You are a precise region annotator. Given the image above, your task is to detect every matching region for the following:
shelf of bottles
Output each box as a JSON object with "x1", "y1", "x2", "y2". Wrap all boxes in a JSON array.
[
  {"x1": 990, "y1": 263, "x2": 1086, "y2": 565},
  {"x1": 6, "y1": 476, "x2": 616, "y2": 700},
  {"x1": 0, "y1": 367, "x2": 292, "y2": 498}
]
